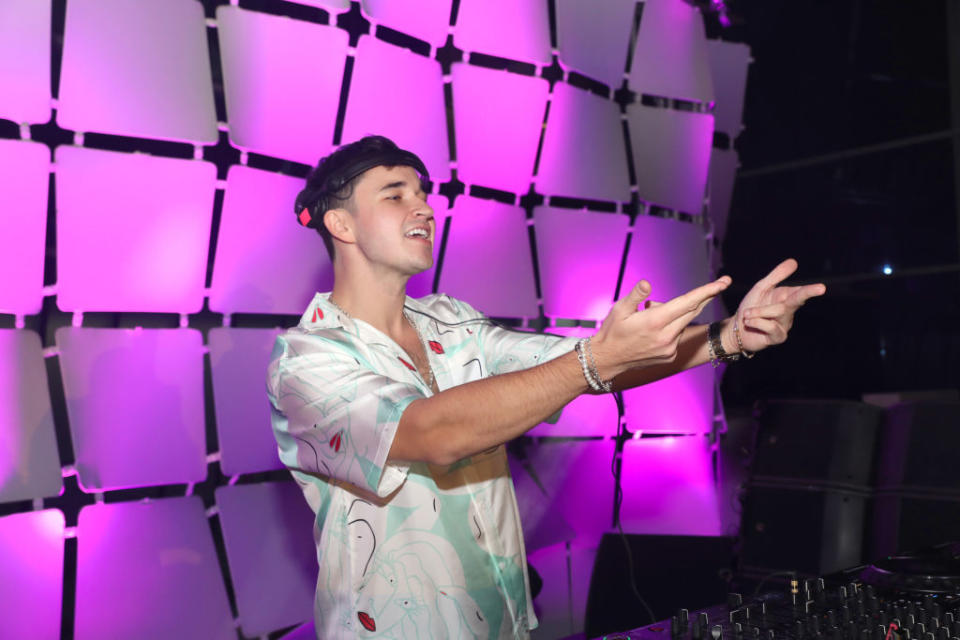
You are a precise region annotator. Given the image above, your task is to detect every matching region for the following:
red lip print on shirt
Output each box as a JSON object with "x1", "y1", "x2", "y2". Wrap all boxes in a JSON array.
[
  {"x1": 357, "y1": 611, "x2": 376, "y2": 631},
  {"x1": 428, "y1": 340, "x2": 444, "y2": 354},
  {"x1": 328, "y1": 431, "x2": 342, "y2": 453},
  {"x1": 311, "y1": 307, "x2": 323, "y2": 322},
  {"x1": 397, "y1": 356, "x2": 416, "y2": 371}
]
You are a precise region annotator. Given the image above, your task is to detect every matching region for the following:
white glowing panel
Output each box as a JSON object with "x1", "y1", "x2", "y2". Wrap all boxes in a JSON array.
[
  {"x1": 75, "y1": 497, "x2": 235, "y2": 640},
  {"x1": 626, "y1": 104, "x2": 714, "y2": 214},
  {"x1": 57, "y1": 328, "x2": 207, "y2": 491},
  {"x1": 437, "y1": 196, "x2": 538, "y2": 318},
  {"x1": 209, "y1": 165, "x2": 332, "y2": 315},
  {"x1": 55, "y1": 147, "x2": 216, "y2": 313},
  {"x1": 628, "y1": 0, "x2": 714, "y2": 104},
  {"x1": 58, "y1": 0, "x2": 217, "y2": 143},
  {"x1": 623, "y1": 364, "x2": 715, "y2": 434},
  {"x1": 406, "y1": 195, "x2": 449, "y2": 299},
  {"x1": 361, "y1": 0, "x2": 452, "y2": 47},
  {"x1": 341, "y1": 36, "x2": 450, "y2": 181},
  {"x1": 451, "y1": 64, "x2": 549, "y2": 193},
  {"x1": 216, "y1": 482, "x2": 318, "y2": 636},
  {"x1": 0, "y1": 140, "x2": 49, "y2": 315},
  {"x1": 706, "y1": 40, "x2": 751, "y2": 137},
  {"x1": 528, "y1": 327, "x2": 619, "y2": 437},
  {"x1": 555, "y1": 0, "x2": 635, "y2": 87},
  {"x1": 620, "y1": 436, "x2": 721, "y2": 535},
  {"x1": 709, "y1": 147, "x2": 739, "y2": 242},
  {"x1": 289, "y1": 0, "x2": 350, "y2": 12},
  {"x1": 620, "y1": 214, "x2": 711, "y2": 319},
  {"x1": 209, "y1": 328, "x2": 284, "y2": 476},
  {"x1": 0, "y1": 510, "x2": 64, "y2": 640},
  {"x1": 455, "y1": 0, "x2": 551, "y2": 65},
  {"x1": 0, "y1": 331, "x2": 61, "y2": 503},
  {"x1": 534, "y1": 207, "x2": 627, "y2": 321},
  {"x1": 537, "y1": 84, "x2": 631, "y2": 202},
  {"x1": 217, "y1": 6, "x2": 347, "y2": 164},
  {"x1": 0, "y1": 0, "x2": 51, "y2": 124}
]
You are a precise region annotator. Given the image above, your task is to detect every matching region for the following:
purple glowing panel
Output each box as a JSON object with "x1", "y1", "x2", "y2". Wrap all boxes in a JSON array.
[
  {"x1": 0, "y1": 0, "x2": 51, "y2": 124},
  {"x1": 215, "y1": 482, "x2": 318, "y2": 636},
  {"x1": 279, "y1": 622, "x2": 317, "y2": 640},
  {"x1": 622, "y1": 363, "x2": 714, "y2": 434},
  {"x1": 455, "y1": 0, "x2": 551, "y2": 65},
  {"x1": 361, "y1": 0, "x2": 452, "y2": 47},
  {"x1": 209, "y1": 328, "x2": 284, "y2": 476},
  {"x1": 289, "y1": 0, "x2": 350, "y2": 12},
  {"x1": 217, "y1": 6, "x2": 347, "y2": 164},
  {"x1": 527, "y1": 542, "x2": 597, "y2": 638},
  {"x1": 406, "y1": 195, "x2": 449, "y2": 299},
  {"x1": 57, "y1": 328, "x2": 206, "y2": 491},
  {"x1": 58, "y1": 0, "x2": 217, "y2": 143},
  {"x1": 628, "y1": 0, "x2": 714, "y2": 104},
  {"x1": 537, "y1": 83, "x2": 631, "y2": 203},
  {"x1": 709, "y1": 147, "x2": 739, "y2": 243},
  {"x1": 0, "y1": 331, "x2": 61, "y2": 503},
  {"x1": 209, "y1": 165, "x2": 332, "y2": 315},
  {"x1": 75, "y1": 497, "x2": 234, "y2": 640},
  {"x1": 706, "y1": 40, "x2": 751, "y2": 137},
  {"x1": 437, "y1": 196, "x2": 538, "y2": 318},
  {"x1": 528, "y1": 327, "x2": 619, "y2": 437},
  {"x1": 620, "y1": 214, "x2": 712, "y2": 320},
  {"x1": 569, "y1": 543, "x2": 596, "y2": 632},
  {"x1": 0, "y1": 140, "x2": 49, "y2": 315},
  {"x1": 533, "y1": 207, "x2": 627, "y2": 321},
  {"x1": 511, "y1": 439, "x2": 616, "y2": 550},
  {"x1": 620, "y1": 436, "x2": 721, "y2": 535},
  {"x1": 451, "y1": 64, "x2": 548, "y2": 194},
  {"x1": 626, "y1": 104, "x2": 714, "y2": 214},
  {"x1": 341, "y1": 36, "x2": 450, "y2": 182},
  {"x1": 56, "y1": 147, "x2": 215, "y2": 313},
  {"x1": 555, "y1": 0, "x2": 635, "y2": 87},
  {"x1": 0, "y1": 510, "x2": 64, "y2": 640}
]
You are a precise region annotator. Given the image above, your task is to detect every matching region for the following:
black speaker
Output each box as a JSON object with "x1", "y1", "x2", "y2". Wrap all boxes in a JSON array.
[
  {"x1": 584, "y1": 534, "x2": 734, "y2": 639},
  {"x1": 871, "y1": 494, "x2": 960, "y2": 559},
  {"x1": 876, "y1": 401, "x2": 960, "y2": 491}
]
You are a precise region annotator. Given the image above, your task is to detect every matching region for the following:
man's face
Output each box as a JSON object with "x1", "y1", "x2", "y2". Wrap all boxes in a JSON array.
[{"x1": 344, "y1": 164, "x2": 436, "y2": 276}]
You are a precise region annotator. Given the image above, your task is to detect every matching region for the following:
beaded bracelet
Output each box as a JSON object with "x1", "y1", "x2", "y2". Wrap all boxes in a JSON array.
[
  {"x1": 707, "y1": 321, "x2": 741, "y2": 367},
  {"x1": 575, "y1": 338, "x2": 613, "y2": 393},
  {"x1": 733, "y1": 319, "x2": 755, "y2": 359}
]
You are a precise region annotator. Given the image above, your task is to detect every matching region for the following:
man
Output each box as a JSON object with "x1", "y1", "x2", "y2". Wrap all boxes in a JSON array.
[{"x1": 267, "y1": 135, "x2": 825, "y2": 639}]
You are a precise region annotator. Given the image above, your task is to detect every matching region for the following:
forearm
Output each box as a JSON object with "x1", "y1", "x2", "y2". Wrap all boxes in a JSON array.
[{"x1": 390, "y1": 350, "x2": 588, "y2": 465}]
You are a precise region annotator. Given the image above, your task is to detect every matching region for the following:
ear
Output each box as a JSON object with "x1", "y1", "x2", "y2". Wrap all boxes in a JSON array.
[{"x1": 323, "y1": 208, "x2": 355, "y2": 244}]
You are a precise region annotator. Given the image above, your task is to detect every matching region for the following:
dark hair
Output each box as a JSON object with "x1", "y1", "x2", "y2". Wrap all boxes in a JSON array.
[{"x1": 294, "y1": 135, "x2": 430, "y2": 258}]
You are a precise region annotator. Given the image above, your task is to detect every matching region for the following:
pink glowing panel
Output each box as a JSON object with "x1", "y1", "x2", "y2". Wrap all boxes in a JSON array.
[
  {"x1": 209, "y1": 166, "x2": 332, "y2": 315},
  {"x1": 437, "y1": 196, "x2": 538, "y2": 318},
  {"x1": 341, "y1": 36, "x2": 450, "y2": 182},
  {"x1": 288, "y1": 0, "x2": 350, "y2": 12},
  {"x1": 706, "y1": 40, "x2": 751, "y2": 137},
  {"x1": 626, "y1": 104, "x2": 714, "y2": 214},
  {"x1": 208, "y1": 328, "x2": 284, "y2": 476},
  {"x1": 0, "y1": 140, "x2": 49, "y2": 315},
  {"x1": 533, "y1": 207, "x2": 627, "y2": 320},
  {"x1": 406, "y1": 195, "x2": 449, "y2": 298},
  {"x1": 0, "y1": 510, "x2": 64, "y2": 640},
  {"x1": 279, "y1": 622, "x2": 317, "y2": 640},
  {"x1": 512, "y1": 439, "x2": 616, "y2": 549},
  {"x1": 555, "y1": 0, "x2": 635, "y2": 87},
  {"x1": 709, "y1": 147, "x2": 739, "y2": 243},
  {"x1": 55, "y1": 147, "x2": 216, "y2": 313},
  {"x1": 217, "y1": 6, "x2": 347, "y2": 164},
  {"x1": 620, "y1": 214, "x2": 712, "y2": 320},
  {"x1": 620, "y1": 436, "x2": 721, "y2": 535},
  {"x1": 361, "y1": 0, "x2": 452, "y2": 47},
  {"x1": 622, "y1": 363, "x2": 715, "y2": 434},
  {"x1": 628, "y1": 0, "x2": 714, "y2": 104},
  {"x1": 528, "y1": 327, "x2": 619, "y2": 437},
  {"x1": 75, "y1": 497, "x2": 234, "y2": 640},
  {"x1": 537, "y1": 84, "x2": 631, "y2": 203},
  {"x1": 216, "y1": 482, "x2": 318, "y2": 636},
  {"x1": 455, "y1": 0, "x2": 551, "y2": 65},
  {"x1": 57, "y1": 328, "x2": 207, "y2": 491},
  {"x1": 451, "y1": 64, "x2": 549, "y2": 193},
  {"x1": 58, "y1": 0, "x2": 217, "y2": 143},
  {"x1": 0, "y1": 0, "x2": 51, "y2": 124},
  {"x1": 0, "y1": 331, "x2": 61, "y2": 503}
]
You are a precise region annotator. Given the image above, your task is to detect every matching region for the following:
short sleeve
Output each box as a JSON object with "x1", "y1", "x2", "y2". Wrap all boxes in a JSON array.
[{"x1": 266, "y1": 332, "x2": 425, "y2": 497}]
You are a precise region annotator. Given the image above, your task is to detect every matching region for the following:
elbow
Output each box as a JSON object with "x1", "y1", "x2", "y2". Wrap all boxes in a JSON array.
[{"x1": 394, "y1": 400, "x2": 461, "y2": 466}]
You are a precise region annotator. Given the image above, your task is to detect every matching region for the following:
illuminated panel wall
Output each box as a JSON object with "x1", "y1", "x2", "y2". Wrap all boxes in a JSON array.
[{"x1": 0, "y1": 0, "x2": 750, "y2": 636}]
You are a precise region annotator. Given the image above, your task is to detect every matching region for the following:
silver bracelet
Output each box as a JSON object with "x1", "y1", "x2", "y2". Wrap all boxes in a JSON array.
[
  {"x1": 733, "y1": 319, "x2": 755, "y2": 359},
  {"x1": 575, "y1": 339, "x2": 604, "y2": 392},
  {"x1": 583, "y1": 337, "x2": 613, "y2": 393}
]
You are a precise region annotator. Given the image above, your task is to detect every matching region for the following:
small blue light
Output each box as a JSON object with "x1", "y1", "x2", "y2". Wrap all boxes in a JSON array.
[{"x1": 882, "y1": 264, "x2": 893, "y2": 275}]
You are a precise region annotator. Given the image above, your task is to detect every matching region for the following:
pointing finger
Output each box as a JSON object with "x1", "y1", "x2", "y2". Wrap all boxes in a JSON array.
[{"x1": 760, "y1": 259, "x2": 800, "y2": 289}]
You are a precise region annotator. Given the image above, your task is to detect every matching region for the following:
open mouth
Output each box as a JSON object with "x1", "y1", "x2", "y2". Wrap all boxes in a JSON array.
[{"x1": 404, "y1": 227, "x2": 431, "y2": 241}]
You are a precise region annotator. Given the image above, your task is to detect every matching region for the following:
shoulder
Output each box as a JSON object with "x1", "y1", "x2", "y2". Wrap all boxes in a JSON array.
[
  {"x1": 270, "y1": 325, "x2": 364, "y2": 369},
  {"x1": 406, "y1": 293, "x2": 488, "y2": 322}
]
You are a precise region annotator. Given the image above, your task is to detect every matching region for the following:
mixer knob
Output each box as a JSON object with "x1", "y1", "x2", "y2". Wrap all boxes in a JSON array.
[
  {"x1": 730, "y1": 593, "x2": 744, "y2": 608},
  {"x1": 680, "y1": 609, "x2": 690, "y2": 625},
  {"x1": 937, "y1": 628, "x2": 949, "y2": 640},
  {"x1": 712, "y1": 625, "x2": 724, "y2": 640},
  {"x1": 734, "y1": 622, "x2": 743, "y2": 637}
]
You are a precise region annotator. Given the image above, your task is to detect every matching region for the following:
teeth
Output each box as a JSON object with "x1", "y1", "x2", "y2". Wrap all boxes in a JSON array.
[{"x1": 406, "y1": 228, "x2": 428, "y2": 238}]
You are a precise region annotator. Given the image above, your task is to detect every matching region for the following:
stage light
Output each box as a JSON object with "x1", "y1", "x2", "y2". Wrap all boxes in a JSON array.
[{"x1": 883, "y1": 264, "x2": 893, "y2": 275}]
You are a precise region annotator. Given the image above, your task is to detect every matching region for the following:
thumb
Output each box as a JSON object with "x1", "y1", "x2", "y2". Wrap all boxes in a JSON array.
[{"x1": 620, "y1": 280, "x2": 652, "y2": 313}]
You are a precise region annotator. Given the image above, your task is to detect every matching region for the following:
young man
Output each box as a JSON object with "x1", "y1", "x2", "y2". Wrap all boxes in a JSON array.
[{"x1": 267, "y1": 136, "x2": 825, "y2": 639}]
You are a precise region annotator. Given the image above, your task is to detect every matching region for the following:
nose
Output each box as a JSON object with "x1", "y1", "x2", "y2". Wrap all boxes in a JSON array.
[{"x1": 414, "y1": 202, "x2": 434, "y2": 221}]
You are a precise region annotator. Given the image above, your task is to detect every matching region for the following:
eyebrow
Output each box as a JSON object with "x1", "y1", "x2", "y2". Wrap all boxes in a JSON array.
[{"x1": 378, "y1": 180, "x2": 427, "y2": 195}]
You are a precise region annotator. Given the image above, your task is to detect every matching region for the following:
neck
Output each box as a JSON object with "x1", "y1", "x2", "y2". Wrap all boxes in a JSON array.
[{"x1": 329, "y1": 256, "x2": 411, "y2": 339}]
